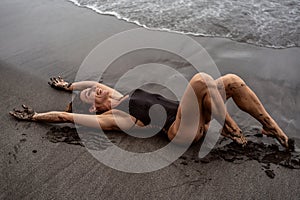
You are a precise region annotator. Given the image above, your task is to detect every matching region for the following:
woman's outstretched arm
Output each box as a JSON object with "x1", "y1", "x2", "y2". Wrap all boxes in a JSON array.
[
  {"x1": 48, "y1": 76, "x2": 123, "y2": 97},
  {"x1": 9, "y1": 105, "x2": 138, "y2": 131}
]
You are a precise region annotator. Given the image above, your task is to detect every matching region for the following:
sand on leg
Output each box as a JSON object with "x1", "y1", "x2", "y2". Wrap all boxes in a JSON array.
[
  {"x1": 167, "y1": 73, "x2": 246, "y2": 145},
  {"x1": 215, "y1": 74, "x2": 289, "y2": 148}
]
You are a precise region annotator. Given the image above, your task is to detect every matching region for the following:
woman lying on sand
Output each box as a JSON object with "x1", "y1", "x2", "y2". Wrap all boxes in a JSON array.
[{"x1": 9, "y1": 73, "x2": 290, "y2": 149}]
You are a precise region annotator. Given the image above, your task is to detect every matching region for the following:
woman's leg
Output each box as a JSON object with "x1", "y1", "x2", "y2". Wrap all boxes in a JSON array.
[
  {"x1": 215, "y1": 74, "x2": 289, "y2": 148},
  {"x1": 167, "y1": 73, "x2": 246, "y2": 145}
]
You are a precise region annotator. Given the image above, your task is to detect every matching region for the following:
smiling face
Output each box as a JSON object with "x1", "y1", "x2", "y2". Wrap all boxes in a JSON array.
[{"x1": 80, "y1": 86, "x2": 110, "y2": 112}]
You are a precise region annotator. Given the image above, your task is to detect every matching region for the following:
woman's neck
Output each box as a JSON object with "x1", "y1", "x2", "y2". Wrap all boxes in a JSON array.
[
  {"x1": 96, "y1": 95, "x2": 128, "y2": 112},
  {"x1": 111, "y1": 95, "x2": 128, "y2": 109},
  {"x1": 110, "y1": 92, "x2": 124, "y2": 101}
]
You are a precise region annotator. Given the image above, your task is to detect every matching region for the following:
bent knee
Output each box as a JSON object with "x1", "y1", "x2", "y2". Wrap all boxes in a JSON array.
[
  {"x1": 190, "y1": 73, "x2": 215, "y2": 89},
  {"x1": 223, "y1": 74, "x2": 245, "y2": 85},
  {"x1": 191, "y1": 73, "x2": 214, "y2": 82}
]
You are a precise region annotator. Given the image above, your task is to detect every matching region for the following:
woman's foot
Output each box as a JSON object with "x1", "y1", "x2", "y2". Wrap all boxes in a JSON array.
[
  {"x1": 262, "y1": 126, "x2": 289, "y2": 149},
  {"x1": 221, "y1": 128, "x2": 247, "y2": 146}
]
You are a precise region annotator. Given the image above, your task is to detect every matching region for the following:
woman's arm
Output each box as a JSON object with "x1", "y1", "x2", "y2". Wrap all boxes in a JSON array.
[
  {"x1": 9, "y1": 106, "x2": 140, "y2": 131},
  {"x1": 48, "y1": 76, "x2": 123, "y2": 97},
  {"x1": 70, "y1": 81, "x2": 123, "y2": 96}
]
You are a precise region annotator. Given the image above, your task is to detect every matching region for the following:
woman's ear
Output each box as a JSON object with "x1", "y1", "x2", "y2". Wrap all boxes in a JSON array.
[{"x1": 89, "y1": 105, "x2": 97, "y2": 113}]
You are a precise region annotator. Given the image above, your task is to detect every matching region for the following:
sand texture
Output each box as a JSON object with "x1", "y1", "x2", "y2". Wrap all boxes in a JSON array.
[{"x1": 1, "y1": 0, "x2": 300, "y2": 199}]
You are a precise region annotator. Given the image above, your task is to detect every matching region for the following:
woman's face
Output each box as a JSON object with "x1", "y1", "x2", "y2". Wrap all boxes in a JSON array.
[{"x1": 80, "y1": 86, "x2": 109, "y2": 105}]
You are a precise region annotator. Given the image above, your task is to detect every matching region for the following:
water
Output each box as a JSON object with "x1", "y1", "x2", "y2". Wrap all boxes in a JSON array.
[{"x1": 69, "y1": 0, "x2": 300, "y2": 48}]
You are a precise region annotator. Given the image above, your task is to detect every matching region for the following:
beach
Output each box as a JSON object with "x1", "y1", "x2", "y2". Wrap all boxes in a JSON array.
[{"x1": 1, "y1": 0, "x2": 300, "y2": 199}]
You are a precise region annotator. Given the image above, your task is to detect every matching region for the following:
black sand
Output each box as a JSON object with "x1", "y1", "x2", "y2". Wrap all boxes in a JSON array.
[{"x1": 1, "y1": 0, "x2": 300, "y2": 199}]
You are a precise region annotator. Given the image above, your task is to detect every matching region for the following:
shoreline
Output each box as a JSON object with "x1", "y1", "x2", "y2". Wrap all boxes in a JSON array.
[
  {"x1": 1, "y1": 0, "x2": 300, "y2": 199},
  {"x1": 67, "y1": 0, "x2": 299, "y2": 49}
]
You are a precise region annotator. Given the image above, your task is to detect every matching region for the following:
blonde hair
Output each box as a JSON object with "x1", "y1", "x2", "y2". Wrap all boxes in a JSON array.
[{"x1": 65, "y1": 93, "x2": 90, "y2": 114}]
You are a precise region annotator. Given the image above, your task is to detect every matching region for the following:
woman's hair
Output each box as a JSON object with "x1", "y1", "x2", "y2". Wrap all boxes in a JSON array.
[{"x1": 65, "y1": 93, "x2": 90, "y2": 114}]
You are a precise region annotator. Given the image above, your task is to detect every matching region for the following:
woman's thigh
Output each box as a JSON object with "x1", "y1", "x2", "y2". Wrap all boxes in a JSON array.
[{"x1": 167, "y1": 73, "x2": 215, "y2": 144}]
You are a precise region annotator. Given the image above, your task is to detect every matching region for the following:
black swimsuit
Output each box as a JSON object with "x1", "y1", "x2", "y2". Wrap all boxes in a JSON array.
[{"x1": 114, "y1": 89, "x2": 179, "y2": 131}]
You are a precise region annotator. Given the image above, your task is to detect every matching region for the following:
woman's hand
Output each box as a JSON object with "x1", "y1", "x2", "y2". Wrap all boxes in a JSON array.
[
  {"x1": 9, "y1": 105, "x2": 36, "y2": 121},
  {"x1": 48, "y1": 76, "x2": 72, "y2": 91}
]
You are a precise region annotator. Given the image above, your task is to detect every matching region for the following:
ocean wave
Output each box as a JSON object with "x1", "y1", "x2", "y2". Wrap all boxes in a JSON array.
[{"x1": 68, "y1": 0, "x2": 300, "y2": 49}]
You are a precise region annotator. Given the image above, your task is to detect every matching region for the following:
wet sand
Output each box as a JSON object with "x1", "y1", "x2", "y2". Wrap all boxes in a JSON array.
[{"x1": 1, "y1": 0, "x2": 300, "y2": 199}]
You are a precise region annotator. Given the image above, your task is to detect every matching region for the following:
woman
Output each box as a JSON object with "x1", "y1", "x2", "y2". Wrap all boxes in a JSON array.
[{"x1": 9, "y1": 73, "x2": 289, "y2": 149}]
